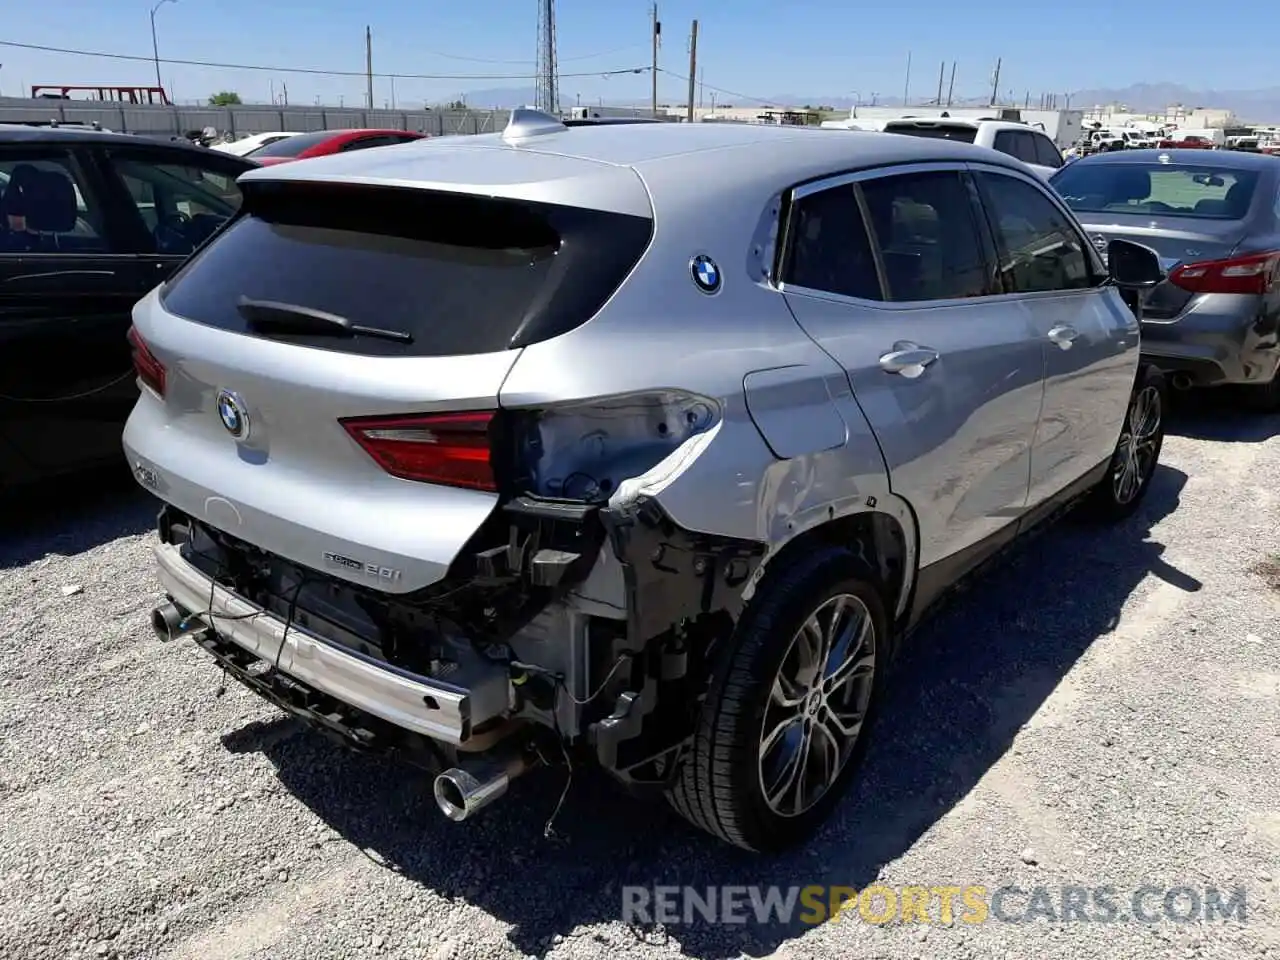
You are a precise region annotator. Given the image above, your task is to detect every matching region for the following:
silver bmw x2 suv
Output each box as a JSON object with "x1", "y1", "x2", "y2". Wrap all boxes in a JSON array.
[{"x1": 124, "y1": 109, "x2": 1167, "y2": 852}]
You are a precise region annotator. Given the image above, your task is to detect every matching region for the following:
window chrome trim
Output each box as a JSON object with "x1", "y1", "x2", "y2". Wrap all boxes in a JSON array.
[{"x1": 790, "y1": 160, "x2": 969, "y2": 202}]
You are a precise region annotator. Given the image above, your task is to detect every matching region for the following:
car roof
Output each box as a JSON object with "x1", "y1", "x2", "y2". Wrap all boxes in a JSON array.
[
  {"x1": 1072, "y1": 148, "x2": 1279, "y2": 171},
  {"x1": 0, "y1": 123, "x2": 142, "y2": 146},
  {"x1": 324, "y1": 128, "x2": 421, "y2": 137},
  {"x1": 241, "y1": 118, "x2": 1033, "y2": 216},
  {"x1": 0, "y1": 123, "x2": 250, "y2": 159}
]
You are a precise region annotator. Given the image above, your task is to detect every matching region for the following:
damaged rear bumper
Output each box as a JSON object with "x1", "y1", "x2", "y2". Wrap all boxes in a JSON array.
[
  {"x1": 150, "y1": 481, "x2": 769, "y2": 795},
  {"x1": 154, "y1": 542, "x2": 485, "y2": 745}
]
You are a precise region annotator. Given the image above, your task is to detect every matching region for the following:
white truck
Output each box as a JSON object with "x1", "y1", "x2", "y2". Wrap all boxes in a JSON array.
[{"x1": 880, "y1": 117, "x2": 1064, "y2": 178}]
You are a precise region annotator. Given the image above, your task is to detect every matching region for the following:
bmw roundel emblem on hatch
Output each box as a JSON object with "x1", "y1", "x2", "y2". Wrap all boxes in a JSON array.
[
  {"x1": 215, "y1": 389, "x2": 250, "y2": 440},
  {"x1": 690, "y1": 254, "x2": 722, "y2": 294}
]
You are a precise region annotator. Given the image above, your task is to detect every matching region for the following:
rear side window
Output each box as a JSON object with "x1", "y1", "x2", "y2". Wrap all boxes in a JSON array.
[
  {"x1": 245, "y1": 131, "x2": 334, "y2": 159},
  {"x1": 1032, "y1": 135, "x2": 1063, "y2": 168},
  {"x1": 993, "y1": 130, "x2": 1019, "y2": 158},
  {"x1": 782, "y1": 184, "x2": 882, "y2": 300},
  {"x1": 160, "y1": 182, "x2": 652, "y2": 357},
  {"x1": 861, "y1": 170, "x2": 994, "y2": 301},
  {"x1": 0, "y1": 150, "x2": 108, "y2": 253},
  {"x1": 995, "y1": 131, "x2": 1039, "y2": 164}
]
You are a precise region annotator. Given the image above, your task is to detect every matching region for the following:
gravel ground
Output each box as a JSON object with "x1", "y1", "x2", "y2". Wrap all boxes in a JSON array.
[{"x1": 1, "y1": 403, "x2": 1278, "y2": 960}]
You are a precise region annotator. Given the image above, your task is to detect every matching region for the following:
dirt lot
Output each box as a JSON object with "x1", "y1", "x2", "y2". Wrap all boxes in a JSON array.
[{"x1": 1, "y1": 399, "x2": 1278, "y2": 960}]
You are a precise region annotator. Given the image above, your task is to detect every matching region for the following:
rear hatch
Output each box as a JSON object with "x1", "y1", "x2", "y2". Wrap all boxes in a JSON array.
[
  {"x1": 1052, "y1": 158, "x2": 1257, "y2": 319},
  {"x1": 123, "y1": 157, "x2": 653, "y2": 593}
]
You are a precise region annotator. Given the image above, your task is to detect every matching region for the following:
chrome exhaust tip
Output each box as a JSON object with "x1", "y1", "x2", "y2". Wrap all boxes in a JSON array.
[
  {"x1": 433, "y1": 750, "x2": 535, "y2": 822},
  {"x1": 1170, "y1": 372, "x2": 1194, "y2": 391},
  {"x1": 150, "y1": 600, "x2": 205, "y2": 643}
]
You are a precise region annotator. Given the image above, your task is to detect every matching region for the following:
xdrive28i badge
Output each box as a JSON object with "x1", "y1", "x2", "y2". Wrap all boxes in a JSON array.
[
  {"x1": 690, "y1": 254, "x2": 722, "y2": 294},
  {"x1": 215, "y1": 389, "x2": 250, "y2": 440}
]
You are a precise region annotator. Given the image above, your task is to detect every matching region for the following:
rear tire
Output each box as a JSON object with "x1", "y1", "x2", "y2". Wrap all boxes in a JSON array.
[
  {"x1": 666, "y1": 546, "x2": 889, "y2": 852},
  {"x1": 1083, "y1": 364, "x2": 1166, "y2": 522}
]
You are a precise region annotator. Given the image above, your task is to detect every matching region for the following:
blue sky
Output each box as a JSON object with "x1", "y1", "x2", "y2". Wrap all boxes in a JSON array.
[{"x1": 1, "y1": 0, "x2": 1274, "y2": 109}]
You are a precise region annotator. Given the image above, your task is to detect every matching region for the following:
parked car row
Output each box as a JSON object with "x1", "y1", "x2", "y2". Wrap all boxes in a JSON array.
[{"x1": 3, "y1": 111, "x2": 1272, "y2": 855}]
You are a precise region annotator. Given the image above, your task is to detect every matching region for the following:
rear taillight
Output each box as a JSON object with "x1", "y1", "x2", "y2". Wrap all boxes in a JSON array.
[
  {"x1": 1169, "y1": 251, "x2": 1280, "y2": 295},
  {"x1": 127, "y1": 325, "x2": 166, "y2": 396},
  {"x1": 340, "y1": 411, "x2": 496, "y2": 491}
]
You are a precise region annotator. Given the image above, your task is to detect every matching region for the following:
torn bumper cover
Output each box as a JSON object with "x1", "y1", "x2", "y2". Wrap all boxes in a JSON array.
[
  {"x1": 152, "y1": 486, "x2": 767, "y2": 790},
  {"x1": 153, "y1": 542, "x2": 487, "y2": 745}
]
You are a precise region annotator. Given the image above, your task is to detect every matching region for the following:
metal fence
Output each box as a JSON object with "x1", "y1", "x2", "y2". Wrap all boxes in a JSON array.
[{"x1": 0, "y1": 98, "x2": 662, "y2": 139}]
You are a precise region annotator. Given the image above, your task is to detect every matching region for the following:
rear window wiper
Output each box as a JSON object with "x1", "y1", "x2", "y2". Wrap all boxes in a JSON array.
[{"x1": 236, "y1": 297, "x2": 413, "y2": 343}]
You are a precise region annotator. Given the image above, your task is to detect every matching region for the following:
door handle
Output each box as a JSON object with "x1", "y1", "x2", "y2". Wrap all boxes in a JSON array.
[
  {"x1": 1047, "y1": 324, "x2": 1079, "y2": 350},
  {"x1": 878, "y1": 341, "x2": 940, "y2": 378}
]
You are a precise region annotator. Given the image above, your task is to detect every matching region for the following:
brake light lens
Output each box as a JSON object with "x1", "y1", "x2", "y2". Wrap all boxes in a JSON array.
[
  {"x1": 1169, "y1": 251, "x2": 1280, "y2": 295},
  {"x1": 340, "y1": 411, "x2": 496, "y2": 491},
  {"x1": 127, "y1": 325, "x2": 166, "y2": 396}
]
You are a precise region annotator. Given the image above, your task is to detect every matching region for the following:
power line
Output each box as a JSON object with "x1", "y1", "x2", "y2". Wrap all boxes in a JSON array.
[
  {"x1": 413, "y1": 42, "x2": 646, "y2": 65},
  {"x1": 657, "y1": 67, "x2": 773, "y2": 106},
  {"x1": 0, "y1": 39, "x2": 648, "y2": 82}
]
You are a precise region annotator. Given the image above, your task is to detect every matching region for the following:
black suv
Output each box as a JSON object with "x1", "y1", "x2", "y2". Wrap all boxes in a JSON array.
[{"x1": 0, "y1": 125, "x2": 255, "y2": 488}]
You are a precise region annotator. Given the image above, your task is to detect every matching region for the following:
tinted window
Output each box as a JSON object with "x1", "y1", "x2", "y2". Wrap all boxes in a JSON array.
[
  {"x1": 1051, "y1": 162, "x2": 1260, "y2": 219},
  {"x1": 340, "y1": 135, "x2": 405, "y2": 151},
  {"x1": 160, "y1": 181, "x2": 653, "y2": 358},
  {"x1": 999, "y1": 131, "x2": 1040, "y2": 164},
  {"x1": 1032, "y1": 135, "x2": 1063, "y2": 168},
  {"x1": 976, "y1": 171, "x2": 1093, "y2": 293},
  {"x1": 782, "y1": 184, "x2": 882, "y2": 300},
  {"x1": 861, "y1": 170, "x2": 994, "y2": 301},
  {"x1": 0, "y1": 151, "x2": 108, "y2": 253},
  {"x1": 884, "y1": 123, "x2": 977, "y2": 144},
  {"x1": 246, "y1": 131, "x2": 336, "y2": 158},
  {"x1": 993, "y1": 131, "x2": 1019, "y2": 158},
  {"x1": 111, "y1": 158, "x2": 242, "y2": 255}
]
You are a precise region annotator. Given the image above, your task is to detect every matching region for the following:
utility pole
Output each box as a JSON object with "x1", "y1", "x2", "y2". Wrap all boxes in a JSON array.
[
  {"x1": 946, "y1": 61, "x2": 956, "y2": 107},
  {"x1": 699, "y1": 66, "x2": 704, "y2": 110},
  {"x1": 936, "y1": 61, "x2": 944, "y2": 105},
  {"x1": 686, "y1": 19, "x2": 698, "y2": 123},
  {"x1": 282, "y1": 80, "x2": 288, "y2": 106},
  {"x1": 365, "y1": 26, "x2": 374, "y2": 110},
  {"x1": 989, "y1": 57, "x2": 1002, "y2": 106},
  {"x1": 902, "y1": 50, "x2": 911, "y2": 107},
  {"x1": 390, "y1": 75, "x2": 396, "y2": 109},
  {"x1": 650, "y1": 4, "x2": 660, "y2": 117},
  {"x1": 149, "y1": 0, "x2": 176, "y2": 93}
]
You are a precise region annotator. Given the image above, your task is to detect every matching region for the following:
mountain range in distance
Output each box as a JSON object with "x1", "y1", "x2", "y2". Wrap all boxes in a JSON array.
[{"x1": 455, "y1": 82, "x2": 1280, "y2": 121}]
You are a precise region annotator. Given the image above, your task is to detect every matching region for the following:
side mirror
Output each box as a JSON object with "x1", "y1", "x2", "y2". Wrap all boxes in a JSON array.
[{"x1": 1107, "y1": 238, "x2": 1164, "y2": 289}]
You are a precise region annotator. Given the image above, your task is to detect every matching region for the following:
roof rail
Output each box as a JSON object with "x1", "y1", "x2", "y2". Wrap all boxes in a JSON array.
[{"x1": 501, "y1": 107, "x2": 567, "y2": 143}]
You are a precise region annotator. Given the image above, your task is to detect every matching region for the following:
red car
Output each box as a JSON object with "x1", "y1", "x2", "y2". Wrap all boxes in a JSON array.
[{"x1": 246, "y1": 128, "x2": 427, "y2": 166}]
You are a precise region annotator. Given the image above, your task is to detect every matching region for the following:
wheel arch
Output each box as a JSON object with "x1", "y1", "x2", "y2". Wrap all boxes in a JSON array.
[{"x1": 746, "y1": 496, "x2": 919, "y2": 634}]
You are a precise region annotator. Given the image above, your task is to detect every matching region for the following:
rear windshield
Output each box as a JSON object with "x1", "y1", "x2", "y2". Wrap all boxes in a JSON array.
[
  {"x1": 883, "y1": 124, "x2": 978, "y2": 144},
  {"x1": 159, "y1": 181, "x2": 653, "y2": 357},
  {"x1": 1051, "y1": 163, "x2": 1261, "y2": 219},
  {"x1": 245, "y1": 131, "x2": 334, "y2": 158}
]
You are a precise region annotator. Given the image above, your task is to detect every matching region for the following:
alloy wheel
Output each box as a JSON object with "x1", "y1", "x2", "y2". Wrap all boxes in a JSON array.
[
  {"x1": 1112, "y1": 384, "x2": 1162, "y2": 505},
  {"x1": 758, "y1": 593, "x2": 877, "y2": 817}
]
